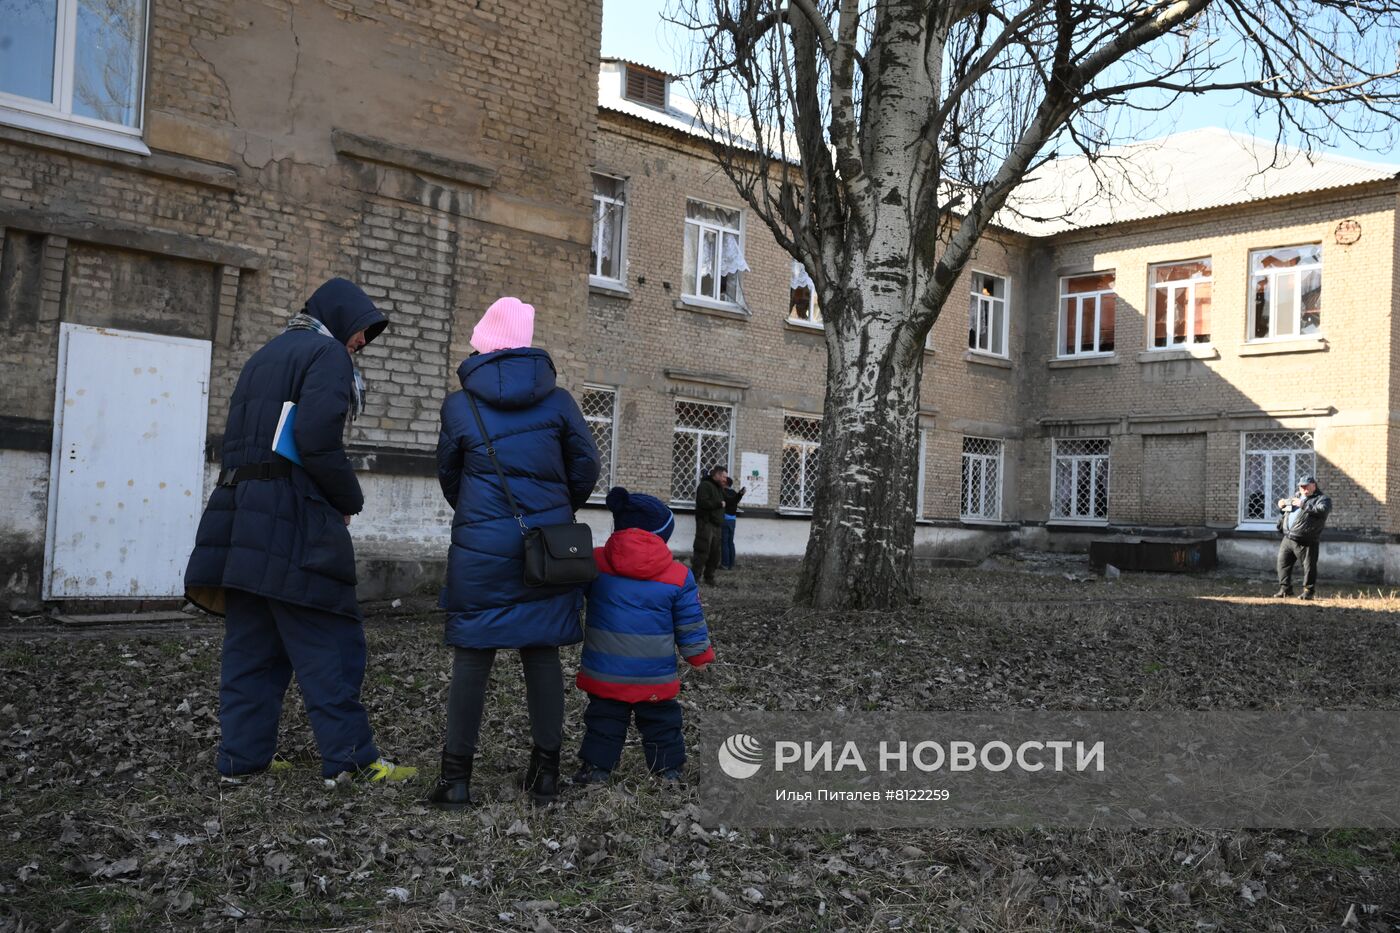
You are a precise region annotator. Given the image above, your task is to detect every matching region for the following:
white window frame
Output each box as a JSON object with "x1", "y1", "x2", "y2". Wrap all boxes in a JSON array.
[
  {"x1": 778, "y1": 413, "x2": 822, "y2": 514},
  {"x1": 967, "y1": 271, "x2": 1010, "y2": 359},
  {"x1": 1050, "y1": 438, "x2": 1111, "y2": 524},
  {"x1": 1057, "y1": 274, "x2": 1116, "y2": 359},
  {"x1": 670, "y1": 399, "x2": 735, "y2": 506},
  {"x1": 589, "y1": 173, "x2": 627, "y2": 288},
  {"x1": 0, "y1": 0, "x2": 151, "y2": 154},
  {"x1": 1147, "y1": 259, "x2": 1213, "y2": 350},
  {"x1": 916, "y1": 427, "x2": 929, "y2": 520},
  {"x1": 960, "y1": 436, "x2": 1004, "y2": 522},
  {"x1": 1237, "y1": 431, "x2": 1316, "y2": 529},
  {"x1": 581, "y1": 384, "x2": 619, "y2": 503},
  {"x1": 788, "y1": 259, "x2": 822, "y2": 328},
  {"x1": 682, "y1": 198, "x2": 746, "y2": 310},
  {"x1": 1247, "y1": 244, "x2": 1323, "y2": 342}
]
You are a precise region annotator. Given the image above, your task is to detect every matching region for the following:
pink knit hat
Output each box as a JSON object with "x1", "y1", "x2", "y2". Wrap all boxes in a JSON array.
[{"x1": 470, "y1": 297, "x2": 535, "y2": 354}]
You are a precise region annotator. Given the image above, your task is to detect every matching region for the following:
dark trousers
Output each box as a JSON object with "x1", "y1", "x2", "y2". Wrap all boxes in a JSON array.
[
  {"x1": 1277, "y1": 537, "x2": 1319, "y2": 590},
  {"x1": 721, "y1": 516, "x2": 737, "y2": 569},
  {"x1": 692, "y1": 521, "x2": 722, "y2": 582},
  {"x1": 444, "y1": 646, "x2": 564, "y2": 758},
  {"x1": 218, "y1": 589, "x2": 378, "y2": 778},
  {"x1": 578, "y1": 695, "x2": 685, "y2": 773}
]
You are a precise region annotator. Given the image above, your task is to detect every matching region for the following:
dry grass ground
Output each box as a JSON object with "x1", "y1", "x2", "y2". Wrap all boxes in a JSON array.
[{"x1": 2, "y1": 558, "x2": 1398, "y2": 931}]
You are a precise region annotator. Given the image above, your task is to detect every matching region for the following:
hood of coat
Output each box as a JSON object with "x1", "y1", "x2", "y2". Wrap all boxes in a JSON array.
[
  {"x1": 304, "y1": 278, "x2": 388, "y2": 346},
  {"x1": 597, "y1": 528, "x2": 676, "y2": 581},
  {"x1": 458, "y1": 347, "x2": 558, "y2": 410}
]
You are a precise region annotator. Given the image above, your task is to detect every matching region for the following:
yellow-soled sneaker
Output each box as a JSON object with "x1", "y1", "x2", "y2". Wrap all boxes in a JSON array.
[{"x1": 324, "y1": 758, "x2": 419, "y2": 787}]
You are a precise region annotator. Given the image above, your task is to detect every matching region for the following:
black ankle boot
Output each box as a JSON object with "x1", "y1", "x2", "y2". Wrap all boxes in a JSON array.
[
  {"x1": 427, "y1": 752, "x2": 475, "y2": 810},
  {"x1": 519, "y1": 745, "x2": 561, "y2": 805}
]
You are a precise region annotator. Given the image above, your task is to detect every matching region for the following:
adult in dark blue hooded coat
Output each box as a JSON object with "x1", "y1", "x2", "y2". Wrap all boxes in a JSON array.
[
  {"x1": 428, "y1": 296, "x2": 600, "y2": 809},
  {"x1": 185, "y1": 277, "x2": 414, "y2": 784}
]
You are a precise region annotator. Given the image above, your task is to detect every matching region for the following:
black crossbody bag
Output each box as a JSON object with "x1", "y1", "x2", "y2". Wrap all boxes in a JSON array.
[{"x1": 466, "y1": 395, "x2": 598, "y2": 588}]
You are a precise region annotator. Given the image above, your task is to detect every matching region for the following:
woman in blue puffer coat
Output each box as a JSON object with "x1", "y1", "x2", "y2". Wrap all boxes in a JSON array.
[{"x1": 427, "y1": 297, "x2": 600, "y2": 808}]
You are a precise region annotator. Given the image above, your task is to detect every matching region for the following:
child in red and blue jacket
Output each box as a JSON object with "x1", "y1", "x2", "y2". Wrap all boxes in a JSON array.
[{"x1": 573, "y1": 487, "x2": 714, "y2": 784}]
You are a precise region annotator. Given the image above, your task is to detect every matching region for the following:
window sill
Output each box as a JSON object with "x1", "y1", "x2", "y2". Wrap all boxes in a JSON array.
[
  {"x1": 675, "y1": 297, "x2": 750, "y2": 321},
  {"x1": 0, "y1": 102, "x2": 150, "y2": 156},
  {"x1": 965, "y1": 350, "x2": 1012, "y2": 369},
  {"x1": 785, "y1": 318, "x2": 825, "y2": 334},
  {"x1": 1234, "y1": 523, "x2": 1279, "y2": 534},
  {"x1": 589, "y1": 279, "x2": 631, "y2": 299},
  {"x1": 960, "y1": 517, "x2": 1011, "y2": 527},
  {"x1": 777, "y1": 508, "x2": 814, "y2": 517},
  {"x1": 1238, "y1": 336, "x2": 1328, "y2": 357},
  {"x1": 1047, "y1": 518, "x2": 1110, "y2": 528},
  {"x1": 1138, "y1": 346, "x2": 1219, "y2": 363},
  {"x1": 1048, "y1": 354, "x2": 1118, "y2": 370}
]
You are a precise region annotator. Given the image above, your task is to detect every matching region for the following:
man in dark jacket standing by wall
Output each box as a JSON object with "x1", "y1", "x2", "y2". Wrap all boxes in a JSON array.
[
  {"x1": 1275, "y1": 475, "x2": 1332, "y2": 600},
  {"x1": 186, "y1": 277, "x2": 415, "y2": 785},
  {"x1": 692, "y1": 465, "x2": 727, "y2": 585}
]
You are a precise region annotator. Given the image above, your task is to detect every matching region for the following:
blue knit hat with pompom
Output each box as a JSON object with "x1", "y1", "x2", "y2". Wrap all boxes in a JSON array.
[{"x1": 604, "y1": 486, "x2": 675, "y2": 542}]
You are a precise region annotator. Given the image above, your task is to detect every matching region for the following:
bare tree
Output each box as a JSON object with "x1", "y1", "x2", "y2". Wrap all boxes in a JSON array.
[{"x1": 671, "y1": 0, "x2": 1400, "y2": 609}]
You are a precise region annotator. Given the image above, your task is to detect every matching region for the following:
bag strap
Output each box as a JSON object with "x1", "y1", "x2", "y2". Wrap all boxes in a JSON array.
[{"x1": 466, "y1": 394, "x2": 528, "y2": 536}]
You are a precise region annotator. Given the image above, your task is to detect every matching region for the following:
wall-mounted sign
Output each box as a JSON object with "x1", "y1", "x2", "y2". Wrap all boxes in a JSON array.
[{"x1": 1335, "y1": 219, "x2": 1362, "y2": 246}]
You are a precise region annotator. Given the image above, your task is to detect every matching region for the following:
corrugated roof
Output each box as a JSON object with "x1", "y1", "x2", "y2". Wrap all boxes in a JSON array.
[
  {"x1": 998, "y1": 128, "x2": 1399, "y2": 236},
  {"x1": 597, "y1": 68, "x2": 1399, "y2": 235}
]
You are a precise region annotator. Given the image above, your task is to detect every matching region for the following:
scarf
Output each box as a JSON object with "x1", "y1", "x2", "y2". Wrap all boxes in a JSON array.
[{"x1": 285, "y1": 313, "x2": 366, "y2": 420}]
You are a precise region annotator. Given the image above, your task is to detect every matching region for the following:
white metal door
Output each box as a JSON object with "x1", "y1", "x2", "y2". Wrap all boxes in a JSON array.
[{"x1": 44, "y1": 325, "x2": 211, "y2": 599}]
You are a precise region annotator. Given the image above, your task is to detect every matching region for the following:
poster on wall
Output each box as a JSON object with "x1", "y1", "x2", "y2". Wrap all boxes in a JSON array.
[{"x1": 739, "y1": 452, "x2": 769, "y2": 507}]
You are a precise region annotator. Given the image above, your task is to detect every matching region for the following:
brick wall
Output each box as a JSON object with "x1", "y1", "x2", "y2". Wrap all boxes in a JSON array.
[
  {"x1": 0, "y1": 0, "x2": 603, "y2": 605},
  {"x1": 587, "y1": 112, "x2": 1397, "y2": 541}
]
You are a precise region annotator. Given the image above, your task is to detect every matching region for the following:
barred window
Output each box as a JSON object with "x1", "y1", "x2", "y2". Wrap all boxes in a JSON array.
[
  {"x1": 1240, "y1": 431, "x2": 1315, "y2": 523},
  {"x1": 580, "y1": 386, "x2": 618, "y2": 500},
  {"x1": 961, "y1": 437, "x2": 1004, "y2": 521},
  {"x1": 671, "y1": 400, "x2": 733, "y2": 503},
  {"x1": 590, "y1": 174, "x2": 626, "y2": 284},
  {"x1": 1051, "y1": 438, "x2": 1110, "y2": 521},
  {"x1": 916, "y1": 428, "x2": 930, "y2": 519},
  {"x1": 779, "y1": 415, "x2": 822, "y2": 512}
]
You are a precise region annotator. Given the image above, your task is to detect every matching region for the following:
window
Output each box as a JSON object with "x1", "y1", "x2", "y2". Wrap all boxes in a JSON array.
[
  {"x1": 580, "y1": 386, "x2": 618, "y2": 501},
  {"x1": 1051, "y1": 438, "x2": 1110, "y2": 521},
  {"x1": 916, "y1": 428, "x2": 929, "y2": 519},
  {"x1": 961, "y1": 437, "x2": 1004, "y2": 521},
  {"x1": 967, "y1": 272, "x2": 1009, "y2": 357},
  {"x1": 623, "y1": 64, "x2": 668, "y2": 108},
  {"x1": 671, "y1": 400, "x2": 733, "y2": 503},
  {"x1": 1149, "y1": 259, "x2": 1212, "y2": 348},
  {"x1": 0, "y1": 0, "x2": 149, "y2": 148},
  {"x1": 683, "y1": 200, "x2": 747, "y2": 306},
  {"x1": 779, "y1": 415, "x2": 822, "y2": 512},
  {"x1": 590, "y1": 174, "x2": 626, "y2": 285},
  {"x1": 1239, "y1": 431, "x2": 1315, "y2": 524},
  {"x1": 1057, "y1": 273, "x2": 1116, "y2": 357},
  {"x1": 789, "y1": 260, "x2": 821, "y2": 325},
  {"x1": 1250, "y1": 245, "x2": 1322, "y2": 340}
]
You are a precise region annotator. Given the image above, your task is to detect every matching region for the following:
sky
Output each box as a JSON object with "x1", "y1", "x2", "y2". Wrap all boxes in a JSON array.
[{"x1": 600, "y1": 0, "x2": 1396, "y2": 164}]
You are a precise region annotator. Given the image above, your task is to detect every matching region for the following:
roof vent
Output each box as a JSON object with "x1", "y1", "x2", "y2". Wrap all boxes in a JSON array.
[{"x1": 623, "y1": 64, "x2": 668, "y2": 109}]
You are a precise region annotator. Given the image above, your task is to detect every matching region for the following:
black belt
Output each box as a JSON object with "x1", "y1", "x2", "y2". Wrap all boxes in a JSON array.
[{"x1": 218, "y1": 461, "x2": 294, "y2": 487}]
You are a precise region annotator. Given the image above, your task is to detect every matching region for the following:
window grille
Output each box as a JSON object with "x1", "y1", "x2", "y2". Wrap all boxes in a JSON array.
[
  {"x1": 671, "y1": 400, "x2": 733, "y2": 503},
  {"x1": 1240, "y1": 431, "x2": 1315, "y2": 523},
  {"x1": 961, "y1": 436, "x2": 1004, "y2": 520},
  {"x1": 1052, "y1": 438, "x2": 1110, "y2": 520},
  {"x1": 580, "y1": 386, "x2": 617, "y2": 500},
  {"x1": 779, "y1": 415, "x2": 822, "y2": 512}
]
